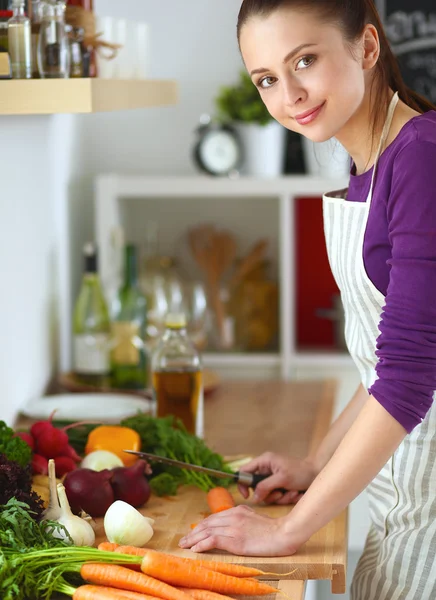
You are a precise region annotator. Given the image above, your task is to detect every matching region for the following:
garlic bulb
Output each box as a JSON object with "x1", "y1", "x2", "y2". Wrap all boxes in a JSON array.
[
  {"x1": 104, "y1": 500, "x2": 154, "y2": 547},
  {"x1": 53, "y1": 483, "x2": 95, "y2": 547},
  {"x1": 42, "y1": 459, "x2": 61, "y2": 521}
]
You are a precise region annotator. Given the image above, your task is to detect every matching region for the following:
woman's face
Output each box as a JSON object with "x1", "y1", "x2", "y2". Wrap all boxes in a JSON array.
[{"x1": 239, "y1": 7, "x2": 369, "y2": 143}]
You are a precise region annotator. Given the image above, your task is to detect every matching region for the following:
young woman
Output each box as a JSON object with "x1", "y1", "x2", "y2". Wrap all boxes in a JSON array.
[{"x1": 180, "y1": 1, "x2": 436, "y2": 597}]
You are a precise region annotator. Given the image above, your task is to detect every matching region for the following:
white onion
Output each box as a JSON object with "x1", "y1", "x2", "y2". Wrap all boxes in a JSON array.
[
  {"x1": 104, "y1": 500, "x2": 154, "y2": 547},
  {"x1": 81, "y1": 450, "x2": 123, "y2": 471}
]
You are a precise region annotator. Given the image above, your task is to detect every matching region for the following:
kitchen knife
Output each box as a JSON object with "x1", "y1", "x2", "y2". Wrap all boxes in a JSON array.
[{"x1": 123, "y1": 450, "x2": 302, "y2": 493}]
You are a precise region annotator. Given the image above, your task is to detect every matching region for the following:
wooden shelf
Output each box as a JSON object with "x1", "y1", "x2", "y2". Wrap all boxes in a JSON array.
[{"x1": 0, "y1": 78, "x2": 178, "y2": 115}]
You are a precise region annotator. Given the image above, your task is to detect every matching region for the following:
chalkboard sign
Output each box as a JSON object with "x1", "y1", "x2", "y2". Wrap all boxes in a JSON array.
[{"x1": 377, "y1": 0, "x2": 436, "y2": 103}]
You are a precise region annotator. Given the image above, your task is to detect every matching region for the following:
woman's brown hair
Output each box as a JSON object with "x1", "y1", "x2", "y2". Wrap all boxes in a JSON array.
[{"x1": 237, "y1": 0, "x2": 435, "y2": 140}]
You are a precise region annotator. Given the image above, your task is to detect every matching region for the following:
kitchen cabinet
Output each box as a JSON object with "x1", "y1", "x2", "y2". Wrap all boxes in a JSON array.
[{"x1": 90, "y1": 174, "x2": 352, "y2": 378}]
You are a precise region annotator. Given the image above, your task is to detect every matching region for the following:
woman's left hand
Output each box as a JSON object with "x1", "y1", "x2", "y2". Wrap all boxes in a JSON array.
[{"x1": 178, "y1": 505, "x2": 304, "y2": 556}]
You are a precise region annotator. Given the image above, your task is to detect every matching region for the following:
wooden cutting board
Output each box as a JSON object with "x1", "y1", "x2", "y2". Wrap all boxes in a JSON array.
[{"x1": 94, "y1": 484, "x2": 346, "y2": 596}]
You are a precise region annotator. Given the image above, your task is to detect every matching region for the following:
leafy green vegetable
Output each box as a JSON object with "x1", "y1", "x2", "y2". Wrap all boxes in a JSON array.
[
  {"x1": 0, "y1": 454, "x2": 44, "y2": 518},
  {"x1": 215, "y1": 70, "x2": 272, "y2": 126},
  {"x1": 0, "y1": 498, "x2": 72, "y2": 552},
  {"x1": 0, "y1": 422, "x2": 31, "y2": 468},
  {"x1": 58, "y1": 414, "x2": 233, "y2": 496}
]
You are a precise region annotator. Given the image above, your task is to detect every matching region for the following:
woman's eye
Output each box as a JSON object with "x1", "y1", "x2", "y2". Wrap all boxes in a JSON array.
[
  {"x1": 258, "y1": 76, "x2": 276, "y2": 89},
  {"x1": 296, "y1": 55, "x2": 316, "y2": 70}
]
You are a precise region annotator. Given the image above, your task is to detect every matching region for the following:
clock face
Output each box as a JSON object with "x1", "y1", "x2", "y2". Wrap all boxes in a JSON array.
[{"x1": 198, "y1": 129, "x2": 241, "y2": 175}]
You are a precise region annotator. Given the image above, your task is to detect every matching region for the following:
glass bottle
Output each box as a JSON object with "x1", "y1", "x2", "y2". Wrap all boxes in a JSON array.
[
  {"x1": 68, "y1": 25, "x2": 83, "y2": 77},
  {"x1": 113, "y1": 244, "x2": 147, "y2": 340},
  {"x1": 73, "y1": 243, "x2": 111, "y2": 387},
  {"x1": 30, "y1": 0, "x2": 43, "y2": 77},
  {"x1": 37, "y1": 0, "x2": 70, "y2": 78},
  {"x1": 110, "y1": 244, "x2": 149, "y2": 389},
  {"x1": 110, "y1": 322, "x2": 148, "y2": 390},
  {"x1": 151, "y1": 313, "x2": 204, "y2": 438},
  {"x1": 8, "y1": 0, "x2": 32, "y2": 79},
  {"x1": 0, "y1": 11, "x2": 12, "y2": 53}
]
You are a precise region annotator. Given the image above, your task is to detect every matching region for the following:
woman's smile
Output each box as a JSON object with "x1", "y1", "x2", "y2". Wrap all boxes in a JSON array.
[{"x1": 294, "y1": 101, "x2": 326, "y2": 125}]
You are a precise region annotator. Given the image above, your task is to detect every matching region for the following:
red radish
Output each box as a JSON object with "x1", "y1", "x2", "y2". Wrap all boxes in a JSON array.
[
  {"x1": 32, "y1": 453, "x2": 48, "y2": 475},
  {"x1": 54, "y1": 455, "x2": 78, "y2": 477},
  {"x1": 31, "y1": 410, "x2": 102, "y2": 459},
  {"x1": 60, "y1": 443, "x2": 82, "y2": 463},
  {"x1": 36, "y1": 427, "x2": 70, "y2": 458},
  {"x1": 14, "y1": 431, "x2": 35, "y2": 451}
]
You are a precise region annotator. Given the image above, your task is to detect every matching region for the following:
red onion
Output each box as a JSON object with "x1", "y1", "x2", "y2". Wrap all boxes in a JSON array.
[
  {"x1": 63, "y1": 468, "x2": 114, "y2": 517},
  {"x1": 111, "y1": 460, "x2": 151, "y2": 508}
]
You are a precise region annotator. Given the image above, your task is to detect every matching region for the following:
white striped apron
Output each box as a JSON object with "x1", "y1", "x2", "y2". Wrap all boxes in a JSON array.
[{"x1": 323, "y1": 93, "x2": 436, "y2": 600}]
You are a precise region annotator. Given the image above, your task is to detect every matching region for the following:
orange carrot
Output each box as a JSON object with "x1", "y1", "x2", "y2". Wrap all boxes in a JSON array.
[
  {"x1": 177, "y1": 588, "x2": 235, "y2": 600},
  {"x1": 72, "y1": 585, "x2": 149, "y2": 599},
  {"x1": 80, "y1": 564, "x2": 193, "y2": 600},
  {"x1": 114, "y1": 546, "x2": 264, "y2": 578},
  {"x1": 140, "y1": 549, "x2": 277, "y2": 595},
  {"x1": 98, "y1": 542, "x2": 120, "y2": 552},
  {"x1": 206, "y1": 487, "x2": 235, "y2": 514}
]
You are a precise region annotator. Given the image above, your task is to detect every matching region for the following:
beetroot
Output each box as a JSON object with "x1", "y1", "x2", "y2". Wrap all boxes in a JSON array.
[
  {"x1": 32, "y1": 453, "x2": 48, "y2": 475},
  {"x1": 63, "y1": 468, "x2": 114, "y2": 517},
  {"x1": 111, "y1": 460, "x2": 151, "y2": 508}
]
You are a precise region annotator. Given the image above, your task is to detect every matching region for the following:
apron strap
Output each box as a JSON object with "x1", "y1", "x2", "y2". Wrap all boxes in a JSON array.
[{"x1": 367, "y1": 91, "x2": 399, "y2": 203}]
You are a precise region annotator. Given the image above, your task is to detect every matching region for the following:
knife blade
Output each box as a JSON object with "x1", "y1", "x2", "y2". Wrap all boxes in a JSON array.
[{"x1": 123, "y1": 450, "x2": 301, "y2": 493}]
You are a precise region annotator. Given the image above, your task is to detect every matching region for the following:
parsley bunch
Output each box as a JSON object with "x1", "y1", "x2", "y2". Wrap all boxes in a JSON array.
[
  {"x1": 0, "y1": 422, "x2": 31, "y2": 468},
  {"x1": 121, "y1": 414, "x2": 233, "y2": 495}
]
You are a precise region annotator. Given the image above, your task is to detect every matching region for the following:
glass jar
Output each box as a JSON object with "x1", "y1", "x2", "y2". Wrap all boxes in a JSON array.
[
  {"x1": 0, "y1": 11, "x2": 12, "y2": 53},
  {"x1": 8, "y1": 0, "x2": 32, "y2": 79},
  {"x1": 37, "y1": 0, "x2": 70, "y2": 78}
]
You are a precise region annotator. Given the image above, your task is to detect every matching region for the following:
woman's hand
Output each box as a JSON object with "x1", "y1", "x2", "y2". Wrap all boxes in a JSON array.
[
  {"x1": 178, "y1": 505, "x2": 306, "y2": 556},
  {"x1": 238, "y1": 452, "x2": 318, "y2": 505}
]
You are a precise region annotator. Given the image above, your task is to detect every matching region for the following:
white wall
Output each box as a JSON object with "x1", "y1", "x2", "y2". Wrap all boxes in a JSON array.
[{"x1": 0, "y1": 114, "x2": 79, "y2": 424}]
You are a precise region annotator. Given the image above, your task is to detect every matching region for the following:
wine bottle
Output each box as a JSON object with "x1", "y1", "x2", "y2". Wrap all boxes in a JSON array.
[
  {"x1": 110, "y1": 244, "x2": 149, "y2": 389},
  {"x1": 73, "y1": 243, "x2": 110, "y2": 387}
]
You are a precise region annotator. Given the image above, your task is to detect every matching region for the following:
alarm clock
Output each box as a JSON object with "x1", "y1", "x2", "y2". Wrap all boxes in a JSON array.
[{"x1": 193, "y1": 115, "x2": 243, "y2": 177}]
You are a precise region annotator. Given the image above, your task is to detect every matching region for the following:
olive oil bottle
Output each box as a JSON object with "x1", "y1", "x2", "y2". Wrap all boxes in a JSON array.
[{"x1": 152, "y1": 313, "x2": 203, "y2": 437}]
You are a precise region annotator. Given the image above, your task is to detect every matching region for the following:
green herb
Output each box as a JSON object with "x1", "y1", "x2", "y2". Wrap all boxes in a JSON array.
[
  {"x1": 0, "y1": 422, "x2": 31, "y2": 468},
  {"x1": 121, "y1": 414, "x2": 233, "y2": 495},
  {"x1": 0, "y1": 498, "x2": 71, "y2": 552},
  {"x1": 215, "y1": 70, "x2": 272, "y2": 126}
]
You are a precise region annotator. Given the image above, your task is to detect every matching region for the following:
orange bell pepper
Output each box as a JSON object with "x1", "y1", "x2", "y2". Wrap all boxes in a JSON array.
[{"x1": 85, "y1": 425, "x2": 141, "y2": 466}]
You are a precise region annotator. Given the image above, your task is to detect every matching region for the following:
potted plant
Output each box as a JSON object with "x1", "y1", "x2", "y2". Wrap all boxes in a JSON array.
[{"x1": 215, "y1": 71, "x2": 286, "y2": 177}]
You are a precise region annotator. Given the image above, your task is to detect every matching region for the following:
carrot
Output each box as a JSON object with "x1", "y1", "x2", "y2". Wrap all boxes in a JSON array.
[
  {"x1": 177, "y1": 588, "x2": 235, "y2": 600},
  {"x1": 114, "y1": 546, "x2": 264, "y2": 578},
  {"x1": 72, "y1": 585, "x2": 150, "y2": 599},
  {"x1": 98, "y1": 542, "x2": 120, "y2": 552},
  {"x1": 80, "y1": 564, "x2": 193, "y2": 600},
  {"x1": 206, "y1": 487, "x2": 235, "y2": 514},
  {"x1": 140, "y1": 549, "x2": 277, "y2": 595}
]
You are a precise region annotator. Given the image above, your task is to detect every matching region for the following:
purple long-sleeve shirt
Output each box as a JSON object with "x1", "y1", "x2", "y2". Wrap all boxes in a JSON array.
[{"x1": 346, "y1": 110, "x2": 436, "y2": 433}]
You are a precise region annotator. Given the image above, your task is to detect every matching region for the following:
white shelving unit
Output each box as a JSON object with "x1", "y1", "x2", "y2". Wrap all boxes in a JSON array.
[{"x1": 94, "y1": 174, "x2": 351, "y2": 379}]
